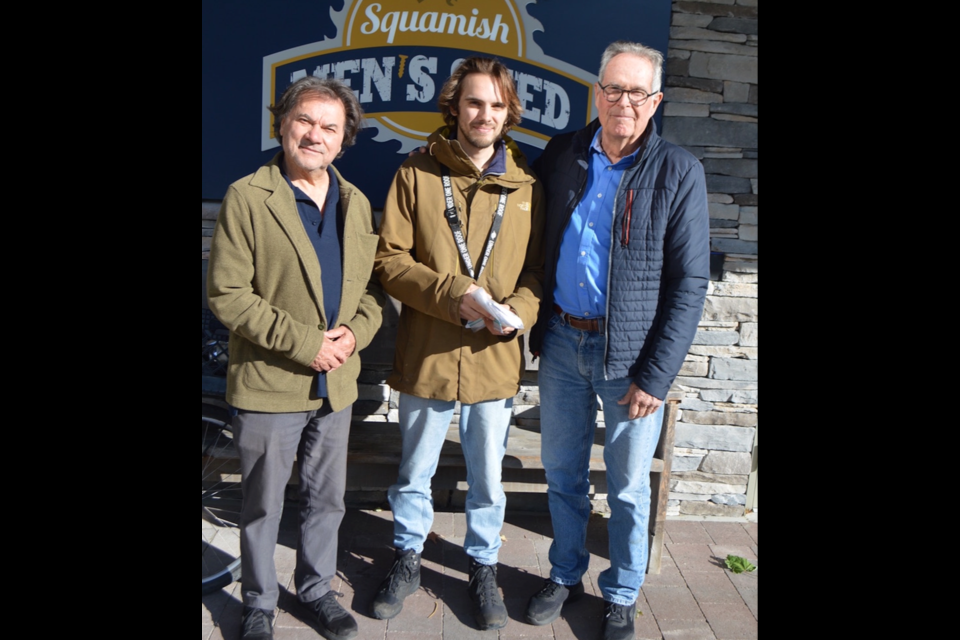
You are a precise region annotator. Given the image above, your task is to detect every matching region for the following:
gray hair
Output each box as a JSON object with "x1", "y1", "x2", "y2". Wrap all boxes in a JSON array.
[
  {"x1": 268, "y1": 77, "x2": 364, "y2": 157},
  {"x1": 598, "y1": 41, "x2": 665, "y2": 93}
]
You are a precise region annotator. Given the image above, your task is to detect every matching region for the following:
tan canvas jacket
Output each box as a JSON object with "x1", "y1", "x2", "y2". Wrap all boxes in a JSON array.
[
  {"x1": 375, "y1": 129, "x2": 545, "y2": 404},
  {"x1": 207, "y1": 154, "x2": 384, "y2": 413}
]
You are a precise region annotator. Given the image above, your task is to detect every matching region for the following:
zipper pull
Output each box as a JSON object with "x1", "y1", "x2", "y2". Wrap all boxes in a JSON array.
[{"x1": 621, "y1": 190, "x2": 635, "y2": 247}]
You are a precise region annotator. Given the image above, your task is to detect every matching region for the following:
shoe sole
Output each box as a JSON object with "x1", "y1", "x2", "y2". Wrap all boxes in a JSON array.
[
  {"x1": 525, "y1": 590, "x2": 584, "y2": 626},
  {"x1": 310, "y1": 611, "x2": 359, "y2": 640},
  {"x1": 474, "y1": 604, "x2": 508, "y2": 632},
  {"x1": 473, "y1": 598, "x2": 508, "y2": 631},
  {"x1": 371, "y1": 608, "x2": 401, "y2": 621},
  {"x1": 316, "y1": 626, "x2": 358, "y2": 640},
  {"x1": 476, "y1": 616, "x2": 508, "y2": 631}
]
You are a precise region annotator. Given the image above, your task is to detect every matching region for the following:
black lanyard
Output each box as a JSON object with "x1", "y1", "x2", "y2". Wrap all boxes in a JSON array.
[{"x1": 442, "y1": 167, "x2": 509, "y2": 280}]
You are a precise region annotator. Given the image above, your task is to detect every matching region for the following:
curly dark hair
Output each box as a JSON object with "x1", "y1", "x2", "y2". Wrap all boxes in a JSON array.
[
  {"x1": 268, "y1": 77, "x2": 364, "y2": 157},
  {"x1": 437, "y1": 57, "x2": 523, "y2": 136}
]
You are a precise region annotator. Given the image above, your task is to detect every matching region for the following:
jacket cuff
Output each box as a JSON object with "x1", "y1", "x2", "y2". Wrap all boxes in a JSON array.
[
  {"x1": 632, "y1": 375, "x2": 668, "y2": 403},
  {"x1": 446, "y1": 275, "x2": 477, "y2": 324},
  {"x1": 292, "y1": 328, "x2": 325, "y2": 368},
  {"x1": 341, "y1": 320, "x2": 373, "y2": 353},
  {"x1": 502, "y1": 296, "x2": 537, "y2": 336}
]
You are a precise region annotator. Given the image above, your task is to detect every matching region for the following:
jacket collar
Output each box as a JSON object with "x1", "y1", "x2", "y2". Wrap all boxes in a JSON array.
[
  {"x1": 251, "y1": 153, "x2": 359, "y2": 205},
  {"x1": 427, "y1": 127, "x2": 536, "y2": 188},
  {"x1": 574, "y1": 118, "x2": 663, "y2": 166},
  {"x1": 248, "y1": 154, "x2": 365, "y2": 311}
]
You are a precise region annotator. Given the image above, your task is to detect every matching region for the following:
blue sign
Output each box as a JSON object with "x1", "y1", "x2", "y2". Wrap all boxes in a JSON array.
[{"x1": 203, "y1": 0, "x2": 672, "y2": 206}]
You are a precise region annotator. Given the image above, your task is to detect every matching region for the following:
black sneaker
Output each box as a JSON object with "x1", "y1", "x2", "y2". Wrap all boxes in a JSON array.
[
  {"x1": 468, "y1": 560, "x2": 508, "y2": 630},
  {"x1": 602, "y1": 602, "x2": 637, "y2": 640},
  {"x1": 240, "y1": 607, "x2": 274, "y2": 640},
  {"x1": 371, "y1": 548, "x2": 421, "y2": 620},
  {"x1": 309, "y1": 591, "x2": 358, "y2": 640},
  {"x1": 525, "y1": 579, "x2": 585, "y2": 626}
]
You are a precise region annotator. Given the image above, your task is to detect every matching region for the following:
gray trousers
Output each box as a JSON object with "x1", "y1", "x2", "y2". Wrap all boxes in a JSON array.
[{"x1": 234, "y1": 404, "x2": 352, "y2": 611}]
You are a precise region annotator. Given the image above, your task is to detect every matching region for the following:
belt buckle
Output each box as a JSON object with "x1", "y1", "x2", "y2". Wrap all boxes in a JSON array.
[
  {"x1": 555, "y1": 305, "x2": 604, "y2": 334},
  {"x1": 577, "y1": 315, "x2": 604, "y2": 334}
]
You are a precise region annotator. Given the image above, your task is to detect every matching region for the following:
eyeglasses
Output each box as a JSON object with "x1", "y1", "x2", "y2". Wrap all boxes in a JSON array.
[{"x1": 598, "y1": 83, "x2": 659, "y2": 106}]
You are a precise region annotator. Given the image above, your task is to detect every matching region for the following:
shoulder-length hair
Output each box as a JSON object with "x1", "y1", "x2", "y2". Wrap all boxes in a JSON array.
[{"x1": 437, "y1": 57, "x2": 523, "y2": 136}]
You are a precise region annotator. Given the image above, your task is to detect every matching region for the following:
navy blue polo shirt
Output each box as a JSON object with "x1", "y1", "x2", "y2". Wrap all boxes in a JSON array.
[{"x1": 282, "y1": 161, "x2": 343, "y2": 399}]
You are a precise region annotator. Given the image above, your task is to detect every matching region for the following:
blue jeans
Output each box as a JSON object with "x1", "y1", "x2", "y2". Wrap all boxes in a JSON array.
[
  {"x1": 388, "y1": 393, "x2": 514, "y2": 565},
  {"x1": 539, "y1": 314, "x2": 665, "y2": 606}
]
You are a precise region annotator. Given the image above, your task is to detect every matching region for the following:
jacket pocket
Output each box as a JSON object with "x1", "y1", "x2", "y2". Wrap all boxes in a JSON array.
[
  {"x1": 620, "y1": 189, "x2": 667, "y2": 247},
  {"x1": 237, "y1": 343, "x2": 301, "y2": 393}
]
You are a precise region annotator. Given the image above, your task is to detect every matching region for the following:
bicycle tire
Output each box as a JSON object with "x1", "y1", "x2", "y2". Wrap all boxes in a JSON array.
[{"x1": 202, "y1": 401, "x2": 243, "y2": 595}]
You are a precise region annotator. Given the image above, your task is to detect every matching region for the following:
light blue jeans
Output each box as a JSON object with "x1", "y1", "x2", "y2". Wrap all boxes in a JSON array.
[
  {"x1": 539, "y1": 314, "x2": 665, "y2": 606},
  {"x1": 388, "y1": 393, "x2": 514, "y2": 566}
]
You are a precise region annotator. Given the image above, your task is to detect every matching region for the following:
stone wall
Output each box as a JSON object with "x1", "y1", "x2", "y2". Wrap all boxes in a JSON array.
[
  {"x1": 202, "y1": 203, "x2": 219, "y2": 258},
  {"x1": 201, "y1": 0, "x2": 759, "y2": 520},
  {"x1": 661, "y1": 0, "x2": 758, "y2": 518}
]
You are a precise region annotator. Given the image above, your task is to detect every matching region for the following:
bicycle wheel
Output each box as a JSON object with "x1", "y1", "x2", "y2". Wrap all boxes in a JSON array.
[{"x1": 202, "y1": 402, "x2": 243, "y2": 595}]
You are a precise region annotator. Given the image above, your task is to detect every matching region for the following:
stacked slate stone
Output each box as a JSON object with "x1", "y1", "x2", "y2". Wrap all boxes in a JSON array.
[
  {"x1": 202, "y1": 203, "x2": 219, "y2": 260},
  {"x1": 661, "y1": 0, "x2": 759, "y2": 519}
]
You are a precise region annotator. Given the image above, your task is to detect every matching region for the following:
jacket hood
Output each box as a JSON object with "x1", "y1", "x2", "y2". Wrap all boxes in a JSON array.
[{"x1": 427, "y1": 127, "x2": 536, "y2": 188}]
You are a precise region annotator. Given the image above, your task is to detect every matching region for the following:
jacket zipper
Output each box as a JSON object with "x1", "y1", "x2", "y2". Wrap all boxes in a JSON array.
[
  {"x1": 604, "y1": 156, "x2": 650, "y2": 380},
  {"x1": 604, "y1": 175, "x2": 627, "y2": 379}
]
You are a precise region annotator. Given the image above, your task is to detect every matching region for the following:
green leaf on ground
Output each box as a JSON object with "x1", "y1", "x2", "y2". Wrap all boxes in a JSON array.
[{"x1": 725, "y1": 555, "x2": 757, "y2": 574}]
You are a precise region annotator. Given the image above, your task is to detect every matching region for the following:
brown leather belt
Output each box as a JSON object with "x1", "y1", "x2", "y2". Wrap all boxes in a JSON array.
[{"x1": 554, "y1": 305, "x2": 605, "y2": 333}]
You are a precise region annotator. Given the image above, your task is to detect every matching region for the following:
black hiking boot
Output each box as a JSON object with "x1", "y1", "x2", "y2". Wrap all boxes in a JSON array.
[
  {"x1": 468, "y1": 559, "x2": 508, "y2": 630},
  {"x1": 371, "y1": 548, "x2": 422, "y2": 620},
  {"x1": 602, "y1": 602, "x2": 637, "y2": 640},
  {"x1": 525, "y1": 579, "x2": 585, "y2": 626}
]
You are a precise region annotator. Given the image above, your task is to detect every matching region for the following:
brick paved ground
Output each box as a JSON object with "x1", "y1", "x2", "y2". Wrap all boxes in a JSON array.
[{"x1": 202, "y1": 509, "x2": 758, "y2": 640}]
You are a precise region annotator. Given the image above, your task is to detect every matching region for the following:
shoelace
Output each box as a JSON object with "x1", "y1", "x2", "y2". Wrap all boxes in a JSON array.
[
  {"x1": 381, "y1": 556, "x2": 417, "y2": 592},
  {"x1": 469, "y1": 565, "x2": 500, "y2": 606},
  {"x1": 243, "y1": 609, "x2": 273, "y2": 635},
  {"x1": 606, "y1": 604, "x2": 629, "y2": 623},
  {"x1": 537, "y1": 580, "x2": 565, "y2": 599},
  {"x1": 317, "y1": 592, "x2": 348, "y2": 620}
]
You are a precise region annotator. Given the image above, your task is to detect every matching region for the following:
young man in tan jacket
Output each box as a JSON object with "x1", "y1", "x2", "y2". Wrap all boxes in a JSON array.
[
  {"x1": 207, "y1": 77, "x2": 384, "y2": 640},
  {"x1": 372, "y1": 57, "x2": 545, "y2": 631}
]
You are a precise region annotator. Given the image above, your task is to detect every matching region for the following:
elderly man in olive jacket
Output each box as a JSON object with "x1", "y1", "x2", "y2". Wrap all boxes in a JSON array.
[{"x1": 207, "y1": 77, "x2": 384, "y2": 640}]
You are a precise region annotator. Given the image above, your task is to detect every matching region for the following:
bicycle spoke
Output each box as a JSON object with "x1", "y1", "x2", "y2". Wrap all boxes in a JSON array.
[{"x1": 202, "y1": 408, "x2": 242, "y2": 592}]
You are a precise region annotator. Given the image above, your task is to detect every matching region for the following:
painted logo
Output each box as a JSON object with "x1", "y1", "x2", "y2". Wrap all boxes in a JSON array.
[{"x1": 262, "y1": 0, "x2": 599, "y2": 153}]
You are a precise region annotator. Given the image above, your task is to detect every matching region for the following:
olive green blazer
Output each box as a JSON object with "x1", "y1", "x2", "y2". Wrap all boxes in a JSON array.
[{"x1": 207, "y1": 155, "x2": 384, "y2": 413}]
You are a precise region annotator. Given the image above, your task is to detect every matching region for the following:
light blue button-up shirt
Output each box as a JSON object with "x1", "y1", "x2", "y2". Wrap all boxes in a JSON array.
[{"x1": 553, "y1": 129, "x2": 639, "y2": 319}]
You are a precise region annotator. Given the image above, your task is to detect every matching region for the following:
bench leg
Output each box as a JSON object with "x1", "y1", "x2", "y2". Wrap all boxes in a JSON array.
[{"x1": 648, "y1": 399, "x2": 680, "y2": 575}]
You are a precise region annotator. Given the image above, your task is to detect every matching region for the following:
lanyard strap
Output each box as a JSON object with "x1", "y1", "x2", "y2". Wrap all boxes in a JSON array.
[{"x1": 442, "y1": 167, "x2": 509, "y2": 280}]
